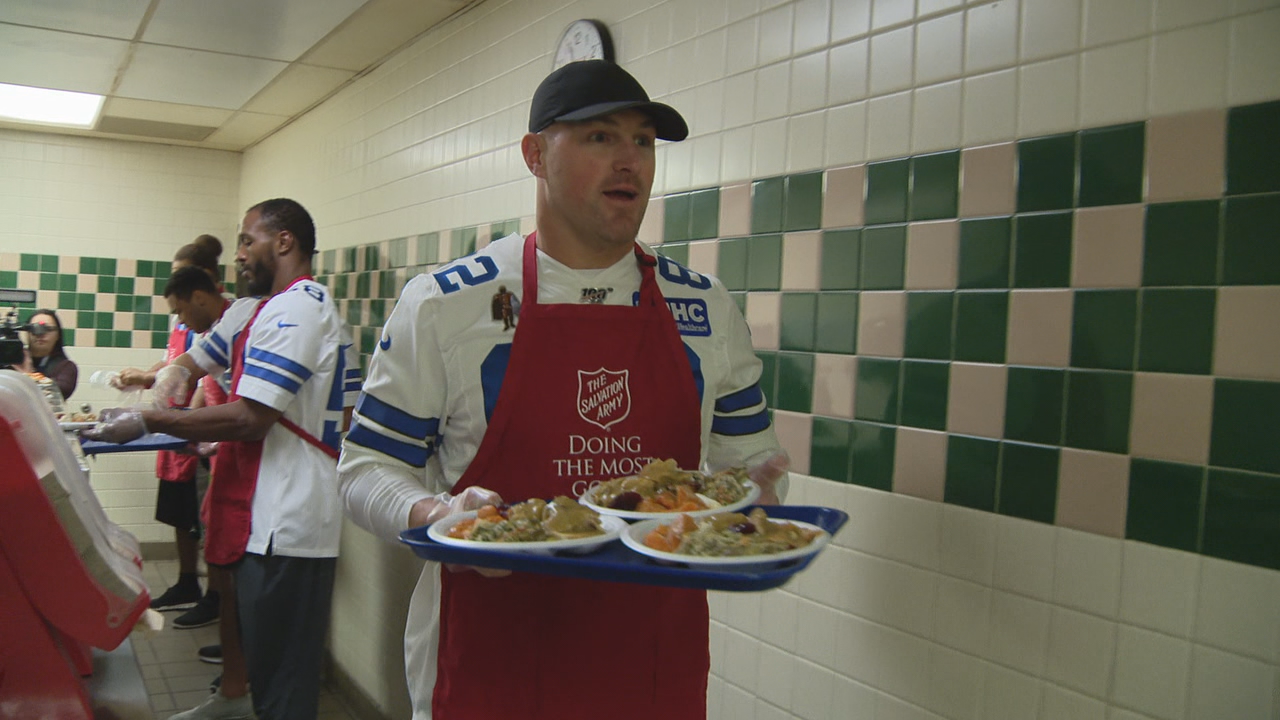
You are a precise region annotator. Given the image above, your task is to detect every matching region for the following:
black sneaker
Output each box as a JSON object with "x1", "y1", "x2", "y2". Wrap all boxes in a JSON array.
[
  {"x1": 198, "y1": 644, "x2": 223, "y2": 664},
  {"x1": 210, "y1": 674, "x2": 221, "y2": 693},
  {"x1": 172, "y1": 594, "x2": 220, "y2": 629},
  {"x1": 149, "y1": 582, "x2": 201, "y2": 611}
]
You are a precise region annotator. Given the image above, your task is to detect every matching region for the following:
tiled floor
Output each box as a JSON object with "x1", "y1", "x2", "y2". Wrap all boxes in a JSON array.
[{"x1": 135, "y1": 559, "x2": 360, "y2": 720}]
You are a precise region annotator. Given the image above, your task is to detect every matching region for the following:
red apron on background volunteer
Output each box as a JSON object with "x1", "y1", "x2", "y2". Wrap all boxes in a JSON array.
[
  {"x1": 156, "y1": 322, "x2": 198, "y2": 483},
  {"x1": 433, "y1": 235, "x2": 709, "y2": 720}
]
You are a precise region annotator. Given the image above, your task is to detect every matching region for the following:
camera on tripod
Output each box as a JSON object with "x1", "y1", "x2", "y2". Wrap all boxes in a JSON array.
[{"x1": 0, "y1": 289, "x2": 39, "y2": 368}]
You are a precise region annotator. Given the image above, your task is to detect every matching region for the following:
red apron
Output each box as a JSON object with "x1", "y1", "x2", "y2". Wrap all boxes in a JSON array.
[
  {"x1": 202, "y1": 282, "x2": 339, "y2": 566},
  {"x1": 433, "y1": 236, "x2": 709, "y2": 720},
  {"x1": 156, "y1": 323, "x2": 198, "y2": 482}
]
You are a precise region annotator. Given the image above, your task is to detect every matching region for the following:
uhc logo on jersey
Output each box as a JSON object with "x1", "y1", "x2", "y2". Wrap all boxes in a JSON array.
[
  {"x1": 577, "y1": 368, "x2": 631, "y2": 430},
  {"x1": 666, "y1": 298, "x2": 711, "y2": 337}
]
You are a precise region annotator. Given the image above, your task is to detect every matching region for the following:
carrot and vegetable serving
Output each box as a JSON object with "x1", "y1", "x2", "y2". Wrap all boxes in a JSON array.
[
  {"x1": 446, "y1": 496, "x2": 604, "y2": 542},
  {"x1": 589, "y1": 459, "x2": 749, "y2": 513},
  {"x1": 643, "y1": 507, "x2": 821, "y2": 557}
]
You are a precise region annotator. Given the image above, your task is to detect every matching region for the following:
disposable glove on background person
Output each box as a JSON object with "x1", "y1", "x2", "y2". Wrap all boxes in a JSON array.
[
  {"x1": 82, "y1": 406, "x2": 148, "y2": 444},
  {"x1": 150, "y1": 364, "x2": 191, "y2": 409}
]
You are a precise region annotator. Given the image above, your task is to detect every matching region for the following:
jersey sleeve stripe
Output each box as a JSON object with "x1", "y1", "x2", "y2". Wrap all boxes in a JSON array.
[
  {"x1": 197, "y1": 338, "x2": 229, "y2": 368},
  {"x1": 354, "y1": 393, "x2": 438, "y2": 439},
  {"x1": 207, "y1": 332, "x2": 229, "y2": 355},
  {"x1": 714, "y1": 384, "x2": 765, "y2": 414},
  {"x1": 346, "y1": 423, "x2": 430, "y2": 467},
  {"x1": 242, "y1": 364, "x2": 302, "y2": 394},
  {"x1": 248, "y1": 347, "x2": 314, "y2": 380},
  {"x1": 344, "y1": 381, "x2": 362, "y2": 393},
  {"x1": 711, "y1": 409, "x2": 771, "y2": 436}
]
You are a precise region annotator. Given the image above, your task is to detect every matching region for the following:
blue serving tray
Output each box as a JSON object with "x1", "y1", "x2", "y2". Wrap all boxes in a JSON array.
[
  {"x1": 399, "y1": 505, "x2": 848, "y2": 593},
  {"x1": 80, "y1": 433, "x2": 189, "y2": 455}
]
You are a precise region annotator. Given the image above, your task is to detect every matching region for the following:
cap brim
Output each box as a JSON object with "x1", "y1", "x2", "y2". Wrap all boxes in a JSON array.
[{"x1": 554, "y1": 100, "x2": 689, "y2": 141}]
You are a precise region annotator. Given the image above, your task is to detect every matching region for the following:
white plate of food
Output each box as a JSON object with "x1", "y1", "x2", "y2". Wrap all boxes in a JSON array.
[
  {"x1": 579, "y1": 459, "x2": 761, "y2": 520},
  {"x1": 620, "y1": 508, "x2": 830, "y2": 568},
  {"x1": 427, "y1": 497, "x2": 628, "y2": 555}
]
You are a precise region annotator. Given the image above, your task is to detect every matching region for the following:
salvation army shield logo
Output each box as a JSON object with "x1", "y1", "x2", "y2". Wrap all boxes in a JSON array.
[{"x1": 577, "y1": 368, "x2": 631, "y2": 430}]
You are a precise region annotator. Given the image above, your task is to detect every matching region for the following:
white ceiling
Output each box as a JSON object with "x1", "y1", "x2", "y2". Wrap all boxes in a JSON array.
[{"x1": 0, "y1": 0, "x2": 477, "y2": 151}]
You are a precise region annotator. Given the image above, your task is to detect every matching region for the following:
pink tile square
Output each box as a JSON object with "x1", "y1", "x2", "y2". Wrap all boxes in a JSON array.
[
  {"x1": 857, "y1": 291, "x2": 906, "y2": 357},
  {"x1": 960, "y1": 143, "x2": 1016, "y2": 217},
  {"x1": 822, "y1": 165, "x2": 866, "y2": 229},
  {"x1": 812, "y1": 353, "x2": 856, "y2": 419},
  {"x1": 1071, "y1": 205, "x2": 1145, "y2": 288},
  {"x1": 892, "y1": 427, "x2": 947, "y2": 501},
  {"x1": 1214, "y1": 286, "x2": 1280, "y2": 381},
  {"x1": 719, "y1": 184, "x2": 751, "y2": 238},
  {"x1": 1056, "y1": 449, "x2": 1129, "y2": 538},
  {"x1": 905, "y1": 220, "x2": 959, "y2": 289},
  {"x1": 772, "y1": 410, "x2": 813, "y2": 475},
  {"x1": 0, "y1": 253, "x2": 17, "y2": 272},
  {"x1": 746, "y1": 292, "x2": 781, "y2": 350},
  {"x1": 687, "y1": 240, "x2": 719, "y2": 278},
  {"x1": 1130, "y1": 372, "x2": 1213, "y2": 465},
  {"x1": 947, "y1": 362, "x2": 1007, "y2": 438},
  {"x1": 1007, "y1": 290, "x2": 1073, "y2": 367},
  {"x1": 782, "y1": 232, "x2": 822, "y2": 290},
  {"x1": 1146, "y1": 109, "x2": 1226, "y2": 202},
  {"x1": 638, "y1": 197, "x2": 664, "y2": 246}
]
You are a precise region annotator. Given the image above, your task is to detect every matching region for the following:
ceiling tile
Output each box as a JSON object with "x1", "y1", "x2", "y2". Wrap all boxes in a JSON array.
[
  {"x1": 203, "y1": 111, "x2": 290, "y2": 149},
  {"x1": 103, "y1": 97, "x2": 233, "y2": 126},
  {"x1": 242, "y1": 63, "x2": 355, "y2": 116},
  {"x1": 303, "y1": 0, "x2": 468, "y2": 71},
  {"x1": 143, "y1": 0, "x2": 367, "y2": 62},
  {"x1": 0, "y1": 24, "x2": 129, "y2": 94},
  {"x1": 0, "y1": 0, "x2": 149, "y2": 40},
  {"x1": 118, "y1": 44, "x2": 287, "y2": 109}
]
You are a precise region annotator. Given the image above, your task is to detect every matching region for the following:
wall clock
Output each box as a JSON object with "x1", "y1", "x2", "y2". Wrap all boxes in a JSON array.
[{"x1": 553, "y1": 19, "x2": 615, "y2": 70}]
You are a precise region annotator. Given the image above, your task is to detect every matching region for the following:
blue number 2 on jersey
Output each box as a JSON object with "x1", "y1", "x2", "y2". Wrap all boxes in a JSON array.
[{"x1": 433, "y1": 256, "x2": 499, "y2": 294}]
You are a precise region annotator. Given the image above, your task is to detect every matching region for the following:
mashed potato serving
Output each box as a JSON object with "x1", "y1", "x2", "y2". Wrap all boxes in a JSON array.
[{"x1": 445, "y1": 496, "x2": 604, "y2": 542}]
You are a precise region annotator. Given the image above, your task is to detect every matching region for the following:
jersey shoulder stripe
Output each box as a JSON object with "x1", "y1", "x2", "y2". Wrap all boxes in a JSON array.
[
  {"x1": 248, "y1": 347, "x2": 314, "y2": 380},
  {"x1": 355, "y1": 393, "x2": 439, "y2": 440},
  {"x1": 712, "y1": 409, "x2": 771, "y2": 436},
  {"x1": 715, "y1": 384, "x2": 764, "y2": 414}
]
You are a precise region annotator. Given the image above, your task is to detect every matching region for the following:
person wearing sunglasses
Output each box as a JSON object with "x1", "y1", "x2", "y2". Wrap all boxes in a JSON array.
[{"x1": 21, "y1": 309, "x2": 78, "y2": 400}]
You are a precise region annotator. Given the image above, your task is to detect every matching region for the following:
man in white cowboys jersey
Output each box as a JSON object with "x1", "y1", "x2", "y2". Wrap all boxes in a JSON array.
[
  {"x1": 87, "y1": 198, "x2": 360, "y2": 720},
  {"x1": 339, "y1": 60, "x2": 789, "y2": 720}
]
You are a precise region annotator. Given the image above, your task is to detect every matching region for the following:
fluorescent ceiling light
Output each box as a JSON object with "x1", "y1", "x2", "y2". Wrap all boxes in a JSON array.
[{"x1": 0, "y1": 83, "x2": 104, "y2": 128}]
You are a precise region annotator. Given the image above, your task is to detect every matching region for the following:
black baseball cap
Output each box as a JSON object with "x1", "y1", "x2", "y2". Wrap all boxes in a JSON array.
[{"x1": 528, "y1": 60, "x2": 688, "y2": 141}]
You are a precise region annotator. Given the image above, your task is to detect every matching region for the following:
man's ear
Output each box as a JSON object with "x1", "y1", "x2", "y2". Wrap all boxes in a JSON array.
[
  {"x1": 276, "y1": 229, "x2": 296, "y2": 257},
  {"x1": 521, "y1": 132, "x2": 546, "y2": 179}
]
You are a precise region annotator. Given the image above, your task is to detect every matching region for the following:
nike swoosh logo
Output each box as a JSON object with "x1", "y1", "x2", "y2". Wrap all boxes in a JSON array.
[
  {"x1": 379, "y1": 335, "x2": 391, "y2": 350},
  {"x1": 278, "y1": 321, "x2": 298, "y2": 328}
]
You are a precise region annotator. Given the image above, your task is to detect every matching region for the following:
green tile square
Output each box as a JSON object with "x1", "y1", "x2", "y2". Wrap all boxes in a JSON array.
[
  {"x1": 364, "y1": 244, "x2": 382, "y2": 270},
  {"x1": 379, "y1": 270, "x2": 398, "y2": 299},
  {"x1": 39, "y1": 273, "x2": 57, "y2": 291},
  {"x1": 133, "y1": 313, "x2": 151, "y2": 331},
  {"x1": 388, "y1": 237, "x2": 409, "y2": 268},
  {"x1": 151, "y1": 330, "x2": 168, "y2": 349},
  {"x1": 658, "y1": 243, "x2": 689, "y2": 265},
  {"x1": 953, "y1": 291, "x2": 1008, "y2": 363},
  {"x1": 865, "y1": 159, "x2": 910, "y2": 225},
  {"x1": 1203, "y1": 467, "x2": 1280, "y2": 571},
  {"x1": 99, "y1": 258, "x2": 116, "y2": 277},
  {"x1": 355, "y1": 272, "x2": 371, "y2": 299},
  {"x1": 855, "y1": 357, "x2": 900, "y2": 424},
  {"x1": 346, "y1": 300, "x2": 363, "y2": 328},
  {"x1": 689, "y1": 188, "x2": 721, "y2": 240},
  {"x1": 95, "y1": 329, "x2": 113, "y2": 347},
  {"x1": 717, "y1": 238, "x2": 749, "y2": 291},
  {"x1": 0, "y1": 270, "x2": 15, "y2": 288},
  {"x1": 1222, "y1": 194, "x2": 1280, "y2": 285},
  {"x1": 1078, "y1": 123, "x2": 1145, "y2": 207},
  {"x1": 751, "y1": 177, "x2": 785, "y2": 234},
  {"x1": 756, "y1": 351, "x2": 779, "y2": 407},
  {"x1": 322, "y1": 249, "x2": 336, "y2": 274},
  {"x1": 60, "y1": 328, "x2": 74, "y2": 346},
  {"x1": 153, "y1": 264, "x2": 170, "y2": 281},
  {"x1": 1126, "y1": 459, "x2": 1204, "y2": 552},
  {"x1": 116, "y1": 277, "x2": 134, "y2": 295},
  {"x1": 1004, "y1": 367, "x2": 1065, "y2": 445},
  {"x1": 360, "y1": 326, "x2": 378, "y2": 354},
  {"x1": 747, "y1": 234, "x2": 783, "y2": 291},
  {"x1": 342, "y1": 247, "x2": 358, "y2": 272},
  {"x1": 904, "y1": 291, "x2": 954, "y2": 360},
  {"x1": 910, "y1": 150, "x2": 960, "y2": 221},
  {"x1": 900, "y1": 360, "x2": 949, "y2": 430},
  {"x1": 1211, "y1": 379, "x2": 1280, "y2": 475},
  {"x1": 1071, "y1": 289, "x2": 1138, "y2": 370},
  {"x1": 731, "y1": 292, "x2": 746, "y2": 314},
  {"x1": 58, "y1": 274, "x2": 76, "y2": 292},
  {"x1": 820, "y1": 229, "x2": 861, "y2": 290},
  {"x1": 115, "y1": 294, "x2": 133, "y2": 312},
  {"x1": 664, "y1": 192, "x2": 691, "y2": 243},
  {"x1": 96, "y1": 311, "x2": 112, "y2": 329},
  {"x1": 78, "y1": 257, "x2": 97, "y2": 274},
  {"x1": 779, "y1": 293, "x2": 817, "y2": 351},
  {"x1": 945, "y1": 435, "x2": 1000, "y2": 512},
  {"x1": 775, "y1": 351, "x2": 814, "y2": 413},
  {"x1": 97, "y1": 276, "x2": 116, "y2": 293},
  {"x1": 1138, "y1": 288, "x2": 1215, "y2": 374},
  {"x1": 77, "y1": 293, "x2": 95, "y2": 311},
  {"x1": 958, "y1": 217, "x2": 1013, "y2": 289},
  {"x1": 20, "y1": 254, "x2": 39, "y2": 272},
  {"x1": 1226, "y1": 99, "x2": 1280, "y2": 195},
  {"x1": 1013, "y1": 212, "x2": 1073, "y2": 288},
  {"x1": 57, "y1": 292, "x2": 76, "y2": 310},
  {"x1": 134, "y1": 296, "x2": 151, "y2": 314},
  {"x1": 861, "y1": 225, "x2": 906, "y2": 290},
  {"x1": 783, "y1": 172, "x2": 823, "y2": 231},
  {"x1": 152, "y1": 313, "x2": 169, "y2": 330},
  {"x1": 815, "y1": 292, "x2": 858, "y2": 354},
  {"x1": 39, "y1": 255, "x2": 59, "y2": 273},
  {"x1": 369, "y1": 299, "x2": 387, "y2": 327},
  {"x1": 850, "y1": 421, "x2": 896, "y2": 491},
  {"x1": 114, "y1": 330, "x2": 130, "y2": 347},
  {"x1": 1142, "y1": 201, "x2": 1220, "y2": 286},
  {"x1": 77, "y1": 311, "x2": 95, "y2": 329},
  {"x1": 1064, "y1": 369, "x2": 1133, "y2": 454},
  {"x1": 810, "y1": 417, "x2": 853, "y2": 483},
  {"x1": 998, "y1": 442, "x2": 1059, "y2": 524},
  {"x1": 334, "y1": 274, "x2": 349, "y2": 299},
  {"x1": 1017, "y1": 133, "x2": 1077, "y2": 212}
]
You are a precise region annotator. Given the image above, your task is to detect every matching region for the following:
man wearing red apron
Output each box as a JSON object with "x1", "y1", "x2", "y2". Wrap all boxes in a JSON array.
[{"x1": 340, "y1": 61, "x2": 788, "y2": 719}]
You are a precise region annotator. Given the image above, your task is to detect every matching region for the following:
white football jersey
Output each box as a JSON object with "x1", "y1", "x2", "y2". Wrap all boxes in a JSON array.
[{"x1": 190, "y1": 280, "x2": 360, "y2": 559}]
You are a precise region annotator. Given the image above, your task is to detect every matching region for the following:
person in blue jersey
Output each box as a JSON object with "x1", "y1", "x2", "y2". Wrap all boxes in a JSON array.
[
  {"x1": 338, "y1": 60, "x2": 789, "y2": 720},
  {"x1": 86, "y1": 199, "x2": 360, "y2": 720}
]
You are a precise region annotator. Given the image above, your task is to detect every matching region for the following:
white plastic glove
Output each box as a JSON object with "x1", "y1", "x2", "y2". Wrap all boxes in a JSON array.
[
  {"x1": 151, "y1": 364, "x2": 191, "y2": 409},
  {"x1": 408, "y1": 486, "x2": 504, "y2": 528},
  {"x1": 743, "y1": 449, "x2": 791, "y2": 505},
  {"x1": 81, "y1": 407, "x2": 148, "y2": 444}
]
